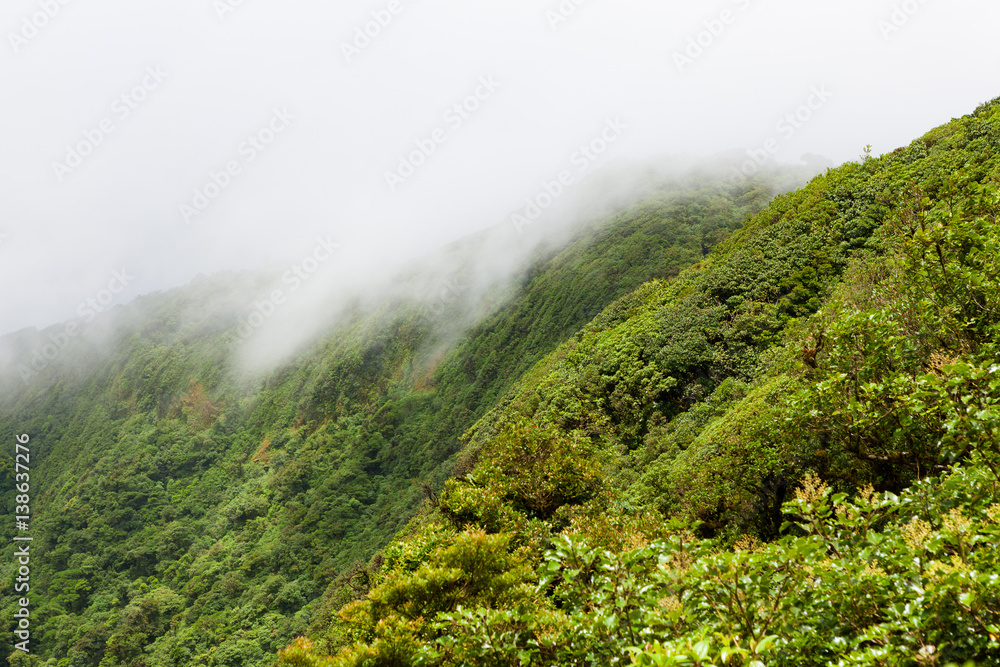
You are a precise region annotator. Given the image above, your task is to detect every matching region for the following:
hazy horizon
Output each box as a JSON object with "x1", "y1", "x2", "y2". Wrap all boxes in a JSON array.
[{"x1": 3, "y1": 0, "x2": 999, "y2": 337}]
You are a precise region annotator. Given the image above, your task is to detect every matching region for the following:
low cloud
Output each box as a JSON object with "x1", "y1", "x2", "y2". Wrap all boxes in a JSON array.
[{"x1": 1, "y1": 0, "x2": 998, "y2": 351}]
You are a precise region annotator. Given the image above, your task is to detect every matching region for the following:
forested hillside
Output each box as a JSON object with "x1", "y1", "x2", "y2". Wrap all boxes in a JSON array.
[
  {"x1": 0, "y1": 170, "x2": 781, "y2": 666},
  {"x1": 279, "y1": 98, "x2": 1000, "y2": 666},
  {"x1": 6, "y1": 95, "x2": 1000, "y2": 665}
]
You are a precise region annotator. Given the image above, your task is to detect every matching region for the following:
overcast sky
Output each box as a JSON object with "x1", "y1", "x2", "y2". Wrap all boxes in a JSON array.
[{"x1": 1, "y1": 0, "x2": 999, "y2": 337}]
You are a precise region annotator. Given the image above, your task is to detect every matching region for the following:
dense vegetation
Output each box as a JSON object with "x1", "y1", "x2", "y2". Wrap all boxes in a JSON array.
[
  {"x1": 0, "y1": 171, "x2": 779, "y2": 666},
  {"x1": 275, "y1": 98, "x2": 1000, "y2": 665},
  {"x1": 5, "y1": 96, "x2": 999, "y2": 665}
]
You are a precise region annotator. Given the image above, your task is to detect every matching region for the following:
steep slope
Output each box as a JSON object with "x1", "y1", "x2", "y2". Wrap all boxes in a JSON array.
[
  {"x1": 296, "y1": 98, "x2": 1000, "y2": 665},
  {"x1": 0, "y1": 170, "x2": 781, "y2": 666}
]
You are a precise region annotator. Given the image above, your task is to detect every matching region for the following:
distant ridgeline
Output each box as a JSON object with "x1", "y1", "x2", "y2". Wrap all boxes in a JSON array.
[{"x1": 0, "y1": 163, "x2": 786, "y2": 666}]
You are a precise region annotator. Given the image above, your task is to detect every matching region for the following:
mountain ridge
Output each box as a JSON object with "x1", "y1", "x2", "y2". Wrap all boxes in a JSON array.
[
  {"x1": 283, "y1": 96, "x2": 1000, "y2": 666},
  {"x1": 0, "y1": 163, "x2": 786, "y2": 666}
]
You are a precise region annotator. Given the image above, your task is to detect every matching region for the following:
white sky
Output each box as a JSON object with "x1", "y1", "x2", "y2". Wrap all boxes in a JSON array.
[{"x1": 1, "y1": 0, "x2": 999, "y2": 335}]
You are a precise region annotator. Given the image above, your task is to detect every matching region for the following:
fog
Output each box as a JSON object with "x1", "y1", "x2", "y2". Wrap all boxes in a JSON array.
[{"x1": 2, "y1": 0, "x2": 999, "y2": 341}]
